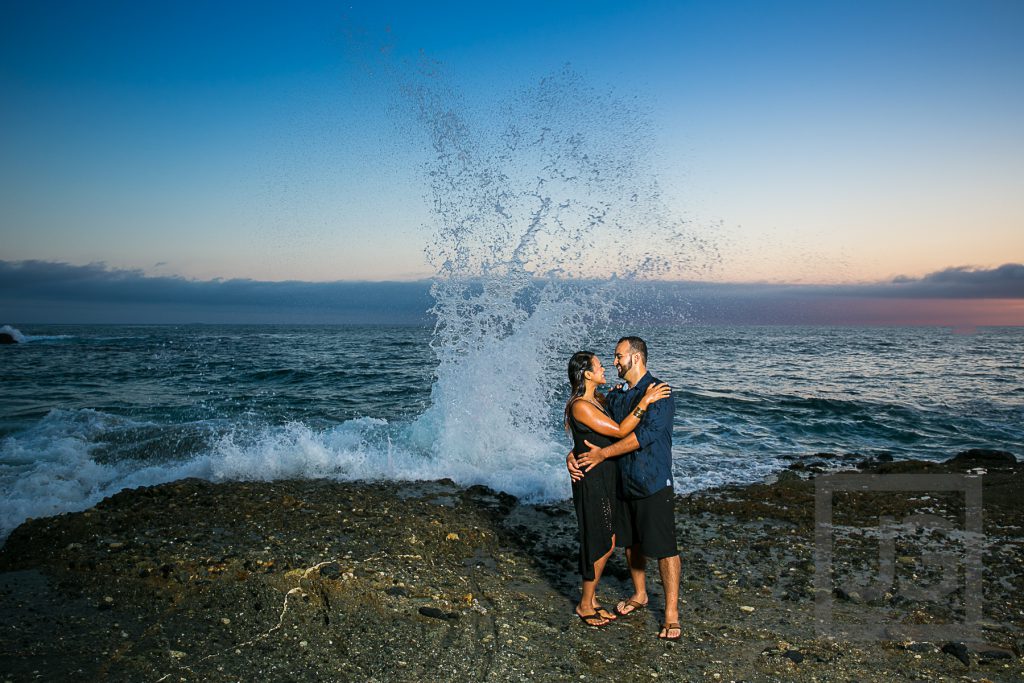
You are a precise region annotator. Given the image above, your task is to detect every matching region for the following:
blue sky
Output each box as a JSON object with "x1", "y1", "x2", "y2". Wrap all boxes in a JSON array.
[{"x1": 1, "y1": 1, "x2": 1022, "y2": 323}]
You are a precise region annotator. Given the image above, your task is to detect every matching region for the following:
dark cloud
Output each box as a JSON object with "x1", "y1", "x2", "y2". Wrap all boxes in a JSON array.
[
  {"x1": 887, "y1": 263, "x2": 1024, "y2": 298},
  {"x1": 645, "y1": 263, "x2": 1024, "y2": 302},
  {"x1": 0, "y1": 260, "x2": 434, "y2": 324},
  {"x1": 1, "y1": 260, "x2": 1021, "y2": 325}
]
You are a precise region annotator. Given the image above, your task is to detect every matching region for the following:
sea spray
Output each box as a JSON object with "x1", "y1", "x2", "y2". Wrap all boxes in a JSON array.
[{"x1": 401, "y1": 62, "x2": 710, "y2": 493}]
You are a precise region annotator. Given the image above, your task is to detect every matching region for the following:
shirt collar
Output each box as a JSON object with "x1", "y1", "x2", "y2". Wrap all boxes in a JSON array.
[{"x1": 623, "y1": 371, "x2": 653, "y2": 393}]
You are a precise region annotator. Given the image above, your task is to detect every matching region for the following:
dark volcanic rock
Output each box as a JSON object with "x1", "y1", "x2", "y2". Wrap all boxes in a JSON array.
[
  {"x1": 318, "y1": 562, "x2": 341, "y2": 579},
  {"x1": 0, "y1": 332, "x2": 17, "y2": 344},
  {"x1": 418, "y1": 606, "x2": 458, "y2": 621},
  {"x1": 978, "y1": 648, "x2": 1013, "y2": 662},
  {"x1": 946, "y1": 448, "x2": 1017, "y2": 468},
  {"x1": 1, "y1": 461, "x2": 1021, "y2": 682},
  {"x1": 941, "y1": 641, "x2": 970, "y2": 666}
]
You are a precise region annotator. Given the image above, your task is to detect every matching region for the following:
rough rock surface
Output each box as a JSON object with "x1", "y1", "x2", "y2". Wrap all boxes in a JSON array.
[{"x1": 0, "y1": 451, "x2": 1021, "y2": 681}]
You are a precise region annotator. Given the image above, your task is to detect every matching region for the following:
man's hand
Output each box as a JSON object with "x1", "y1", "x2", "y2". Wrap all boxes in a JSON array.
[
  {"x1": 566, "y1": 450, "x2": 584, "y2": 482},
  {"x1": 576, "y1": 440, "x2": 607, "y2": 472}
]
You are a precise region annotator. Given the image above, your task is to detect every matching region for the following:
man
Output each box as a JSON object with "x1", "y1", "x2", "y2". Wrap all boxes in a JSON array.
[{"x1": 568, "y1": 336, "x2": 681, "y2": 640}]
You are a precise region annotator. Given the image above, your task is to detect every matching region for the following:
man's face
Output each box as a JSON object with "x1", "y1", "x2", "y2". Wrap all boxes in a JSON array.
[{"x1": 613, "y1": 341, "x2": 634, "y2": 379}]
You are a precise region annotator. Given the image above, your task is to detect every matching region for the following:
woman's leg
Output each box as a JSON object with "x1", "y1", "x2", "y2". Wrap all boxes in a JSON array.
[
  {"x1": 578, "y1": 536, "x2": 616, "y2": 619},
  {"x1": 590, "y1": 536, "x2": 616, "y2": 611}
]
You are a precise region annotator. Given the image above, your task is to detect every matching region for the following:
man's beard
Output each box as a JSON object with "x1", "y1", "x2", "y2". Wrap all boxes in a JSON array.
[{"x1": 617, "y1": 358, "x2": 631, "y2": 379}]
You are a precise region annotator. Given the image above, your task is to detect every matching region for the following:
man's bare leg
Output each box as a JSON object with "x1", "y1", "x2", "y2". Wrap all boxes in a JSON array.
[
  {"x1": 616, "y1": 544, "x2": 649, "y2": 615},
  {"x1": 657, "y1": 554, "x2": 682, "y2": 638}
]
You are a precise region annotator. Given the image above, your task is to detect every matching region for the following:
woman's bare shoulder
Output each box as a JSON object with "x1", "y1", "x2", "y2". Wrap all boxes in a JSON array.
[{"x1": 571, "y1": 398, "x2": 607, "y2": 419}]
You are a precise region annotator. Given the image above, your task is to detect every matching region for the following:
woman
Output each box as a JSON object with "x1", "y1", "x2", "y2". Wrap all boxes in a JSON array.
[{"x1": 565, "y1": 350, "x2": 670, "y2": 627}]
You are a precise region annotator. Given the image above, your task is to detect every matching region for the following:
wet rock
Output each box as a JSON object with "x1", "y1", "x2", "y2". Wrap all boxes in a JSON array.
[
  {"x1": 1, "y1": 471, "x2": 1021, "y2": 682},
  {"x1": 941, "y1": 641, "x2": 970, "y2": 666},
  {"x1": 977, "y1": 648, "x2": 1012, "y2": 662},
  {"x1": 946, "y1": 448, "x2": 1017, "y2": 468},
  {"x1": 318, "y1": 562, "x2": 341, "y2": 579},
  {"x1": 418, "y1": 606, "x2": 458, "y2": 621},
  {"x1": 904, "y1": 642, "x2": 933, "y2": 653}
]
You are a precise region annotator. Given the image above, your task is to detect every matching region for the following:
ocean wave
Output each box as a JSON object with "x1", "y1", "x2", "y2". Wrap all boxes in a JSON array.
[
  {"x1": 1, "y1": 325, "x2": 26, "y2": 343},
  {"x1": 2, "y1": 324, "x2": 74, "y2": 343},
  {"x1": 0, "y1": 408, "x2": 576, "y2": 542}
]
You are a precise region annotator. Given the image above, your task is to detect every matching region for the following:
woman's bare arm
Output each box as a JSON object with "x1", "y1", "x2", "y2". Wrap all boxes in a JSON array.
[{"x1": 570, "y1": 382, "x2": 670, "y2": 438}]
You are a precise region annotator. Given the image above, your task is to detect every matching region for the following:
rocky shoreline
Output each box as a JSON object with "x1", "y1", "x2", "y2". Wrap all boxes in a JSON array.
[{"x1": 1, "y1": 450, "x2": 1021, "y2": 682}]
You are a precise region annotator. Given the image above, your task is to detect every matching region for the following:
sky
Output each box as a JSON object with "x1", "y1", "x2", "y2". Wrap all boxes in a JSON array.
[{"x1": 1, "y1": 0, "x2": 1022, "y2": 325}]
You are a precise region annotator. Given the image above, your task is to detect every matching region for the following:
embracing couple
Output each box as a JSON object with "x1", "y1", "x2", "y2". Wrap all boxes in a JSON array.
[{"x1": 564, "y1": 336, "x2": 681, "y2": 640}]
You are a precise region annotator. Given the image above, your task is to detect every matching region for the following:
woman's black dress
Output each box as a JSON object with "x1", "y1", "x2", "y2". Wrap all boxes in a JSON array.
[{"x1": 569, "y1": 402, "x2": 618, "y2": 581}]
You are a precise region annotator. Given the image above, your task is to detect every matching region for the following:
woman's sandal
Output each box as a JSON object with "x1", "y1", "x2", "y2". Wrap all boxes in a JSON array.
[
  {"x1": 593, "y1": 605, "x2": 617, "y2": 621},
  {"x1": 576, "y1": 610, "x2": 610, "y2": 628},
  {"x1": 659, "y1": 622, "x2": 682, "y2": 640}
]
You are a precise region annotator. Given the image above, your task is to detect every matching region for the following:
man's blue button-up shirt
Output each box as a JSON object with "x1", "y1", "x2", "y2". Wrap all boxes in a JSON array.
[{"x1": 605, "y1": 371, "x2": 676, "y2": 499}]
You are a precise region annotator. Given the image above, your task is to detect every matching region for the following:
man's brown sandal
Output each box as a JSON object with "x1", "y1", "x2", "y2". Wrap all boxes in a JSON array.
[{"x1": 659, "y1": 622, "x2": 682, "y2": 640}]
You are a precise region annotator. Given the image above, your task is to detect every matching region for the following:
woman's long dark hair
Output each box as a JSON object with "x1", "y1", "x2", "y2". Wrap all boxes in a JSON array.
[{"x1": 565, "y1": 351, "x2": 596, "y2": 430}]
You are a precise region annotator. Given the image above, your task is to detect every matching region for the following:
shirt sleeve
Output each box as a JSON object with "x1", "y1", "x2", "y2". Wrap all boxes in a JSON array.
[{"x1": 634, "y1": 390, "x2": 675, "y2": 450}]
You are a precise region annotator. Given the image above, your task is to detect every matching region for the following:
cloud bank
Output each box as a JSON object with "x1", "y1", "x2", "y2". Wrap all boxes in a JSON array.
[
  {"x1": 0, "y1": 260, "x2": 434, "y2": 324},
  {"x1": 1, "y1": 260, "x2": 1021, "y2": 326}
]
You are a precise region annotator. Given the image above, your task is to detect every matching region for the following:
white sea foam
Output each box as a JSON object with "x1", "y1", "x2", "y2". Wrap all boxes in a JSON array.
[
  {"x1": 0, "y1": 408, "x2": 574, "y2": 541},
  {"x1": 22, "y1": 334, "x2": 74, "y2": 342},
  {"x1": 1, "y1": 325, "x2": 26, "y2": 343},
  {"x1": 8, "y1": 403, "x2": 781, "y2": 543},
  {"x1": 0, "y1": 410, "x2": 202, "y2": 540},
  {"x1": 1, "y1": 324, "x2": 73, "y2": 343},
  {"x1": 672, "y1": 446, "x2": 787, "y2": 495}
]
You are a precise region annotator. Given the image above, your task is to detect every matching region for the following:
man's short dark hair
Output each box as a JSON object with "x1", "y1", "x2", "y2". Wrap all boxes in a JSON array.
[{"x1": 618, "y1": 336, "x2": 647, "y2": 364}]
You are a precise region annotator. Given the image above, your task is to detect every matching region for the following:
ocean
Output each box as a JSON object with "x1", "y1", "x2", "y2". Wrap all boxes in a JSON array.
[{"x1": 2, "y1": 323, "x2": 1021, "y2": 541}]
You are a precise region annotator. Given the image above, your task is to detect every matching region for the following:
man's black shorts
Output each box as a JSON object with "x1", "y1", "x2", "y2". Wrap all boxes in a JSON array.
[{"x1": 616, "y1": 485, "x2": 678, "y2": 559}]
